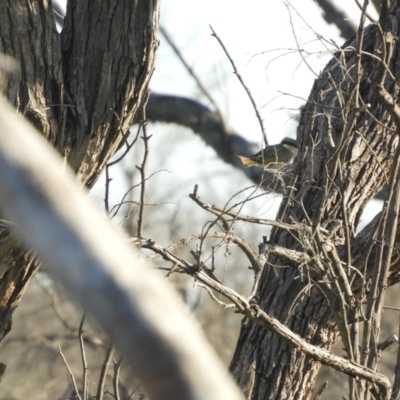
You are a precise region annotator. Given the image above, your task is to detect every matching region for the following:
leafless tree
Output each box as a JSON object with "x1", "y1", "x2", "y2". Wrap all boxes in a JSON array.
[
  {"x1": 139, "y1": 2, "x2": 400, "y2": 399},
  {"x1": 2, "y1": 1, "x2": 400, "y2": 400},
  {"x1": 0, "y1": 0, "x2": 158, "y2": 349}
]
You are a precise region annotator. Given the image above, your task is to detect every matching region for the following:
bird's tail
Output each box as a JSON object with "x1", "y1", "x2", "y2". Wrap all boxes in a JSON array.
[{"x1": 237, "y1": 155, "x2": 257, "y2": 167}]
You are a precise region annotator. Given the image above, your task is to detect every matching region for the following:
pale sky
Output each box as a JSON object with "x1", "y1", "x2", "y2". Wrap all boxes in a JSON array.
[
  {"x1": 153, "y1": 0, "x2": 376, "y2": 145},
  {"x1": 91, "y1": 1, "x2": 381, "y2": 232}
]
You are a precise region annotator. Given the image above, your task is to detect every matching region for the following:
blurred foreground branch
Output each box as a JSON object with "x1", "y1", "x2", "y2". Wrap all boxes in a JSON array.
[{"x1": 0, "y1": 95, "x2": 244, "y2": 400}]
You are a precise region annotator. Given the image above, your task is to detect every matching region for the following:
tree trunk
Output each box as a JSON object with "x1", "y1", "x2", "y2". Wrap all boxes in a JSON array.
[
  {"x1": 230, "y1": 3, "x2": 400, "y2": 398},
  {"x1": 0, "y1": 0, "x2": 159, "y2": 345}
]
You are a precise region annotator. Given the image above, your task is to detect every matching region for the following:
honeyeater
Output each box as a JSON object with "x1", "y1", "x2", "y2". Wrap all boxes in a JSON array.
[{"x1": 237, "y1": 137, "x2": 298, "y2": 169}]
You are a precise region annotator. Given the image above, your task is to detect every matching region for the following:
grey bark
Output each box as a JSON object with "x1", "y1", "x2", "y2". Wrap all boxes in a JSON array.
[
  {"x1": 0, "y1": 1, "x2": 398, "y2": 399},
  {"x1": 0, "y1": 94, "x2": 244, "y2": 400},
  {"x1": 0, "y1": 0, "x2": 159, "y2": 346},
  {"x1": 230, "y1": 3, "x2": 400, "y2": 399}
]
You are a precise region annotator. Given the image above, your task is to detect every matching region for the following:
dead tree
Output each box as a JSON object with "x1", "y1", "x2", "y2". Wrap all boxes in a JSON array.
[
  {"x1": 0, "y1": 1, "x2": 159, "y2": 349},
  {"x1": 1, "y1": 1, "x2": 400, "y2": 399},
  {"x1": 228, "y1": 2, "x2": 400, "y2": 399}
]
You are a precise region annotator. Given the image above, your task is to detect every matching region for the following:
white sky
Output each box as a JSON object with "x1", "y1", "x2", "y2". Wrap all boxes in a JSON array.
[
  {"x1": 91, "y1": 1, "x2": 381, "y2": 233},
  {"x1": 153, "y1": 0, "x2": 376, "y2": 145}
]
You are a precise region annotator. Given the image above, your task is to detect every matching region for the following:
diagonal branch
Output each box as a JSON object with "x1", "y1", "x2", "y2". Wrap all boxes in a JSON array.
[
  {"x1": 134, "y1": 235, "x2": 391, "y2": 397},
  {"x1": 0, "y1": 94, "x2": 245, "y2": 400},
  {"x1": 146, "y1": 93, "x2": 296, "y2": 192},
  {"x1": 246, "y1": 305, "x2": 391, "y2": 399}
]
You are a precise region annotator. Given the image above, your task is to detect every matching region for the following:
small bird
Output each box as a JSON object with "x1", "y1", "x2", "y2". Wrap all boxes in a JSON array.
[{"x1": 237, "y1": 137, "x2": 298, "y2": 169}]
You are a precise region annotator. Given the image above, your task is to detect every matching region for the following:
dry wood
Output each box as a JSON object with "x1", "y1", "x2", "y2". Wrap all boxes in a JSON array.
[{"x1": 0, "y1": 95, "x2": 244, "y2": 400}]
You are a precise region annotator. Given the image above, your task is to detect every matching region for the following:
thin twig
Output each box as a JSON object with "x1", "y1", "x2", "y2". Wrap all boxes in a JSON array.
[
  {"x1": 104, "y1": 165, "x2": 111, "y2": 214},
  {"x1": 132, "y1": 236, "x2": 250, "y2": 308},
  {"x1": 113, "y1": 357, "x2": 124, "y2": 400},
  {"x1": 354, "y1": 0, "x2": 377, "y2": 22},
  {"x1": 136, "y1": 92, "x2": 150, "y2": 237},
  {"x1": 383, "y1": 305, "x2": 400, "y2": 311},
  {"x1": 107, "y1": 121, "x2": 143, "y2": 167},
  {"x1": 189, "y1": 184, "x2": 329, "y2": 234},
  {"x1": 209, "y1": 25, "x2": 268, "y2": 147},
  {"x1": 392, "y1": 315, "x2": 400, "y2": 400},
  {"x1": 59, "y1": 345, "x2": 82, "y2": 400},
  {"x1": 140, "y1": 231, "x2": 261, "y2": 274},
  {"x1": 110, "y1": 169, "x2": 169, "y2": 219},
  {"x1": 36, "y1": 275, "x2": 77, "y2": 332},
  {"x1": 79, "y1": 312, "x2": 88, "y2": 400},
  {"x1": 195, "y1": 184, "x2": 260, "y2": 272},
  {"x1": 97, "y1": 344, "x2": 114, "y2": 400},
  {"x1": 313, "y1": 381, "x2": 328, "y2": 400},
  {"x1": 285, "y1": 3, "x2": 319, "y2": 78},
  {"x1": 198, "y1": 283, "x2": 235, "y2": 308}
]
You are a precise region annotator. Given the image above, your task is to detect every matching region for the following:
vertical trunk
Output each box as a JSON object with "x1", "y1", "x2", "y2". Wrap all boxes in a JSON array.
[
  {"x1": 0, "y1": 0, "x2": 159, "y2": 346},
  {"x1": 230, "y1": 4, "x2": 400, "y2": 398},
  {"x1": 231, "y1": 269, "x2": 337, "y2": 399}
]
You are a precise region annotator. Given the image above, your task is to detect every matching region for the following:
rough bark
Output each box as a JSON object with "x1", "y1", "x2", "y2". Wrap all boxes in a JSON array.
[
  {"x1": 0, "y1": 0, "x2": 159, "y2": 345},
  {"x1": 0, "y1": 95, "x2": 245, "y2": 400},
  {"x1": 230, "y1": 3, "x2": 400, "y2": 399}
]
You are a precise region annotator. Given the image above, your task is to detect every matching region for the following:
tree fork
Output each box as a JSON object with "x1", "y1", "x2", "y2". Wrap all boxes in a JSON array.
[{"x1": 0, "y1": 0, "x2": 159, "y2": 347}]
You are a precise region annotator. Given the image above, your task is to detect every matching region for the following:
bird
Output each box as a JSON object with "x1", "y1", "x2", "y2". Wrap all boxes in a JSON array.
[
  {"x1": 237, "y1": 137, "x2": 298, "y2": 169},
  {"x1": 257, "y1": 235, "x2": 273, "y2": 267}
]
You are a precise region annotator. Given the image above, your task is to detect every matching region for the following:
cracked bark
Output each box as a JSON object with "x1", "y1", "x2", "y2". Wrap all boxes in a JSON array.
[
  {"x1": 0, "y1": 0, "x2": 159, "y2": 345},
  {"x1": 230, "y1": 3, "x2": 400, "y2": 398},
  {"x1": 0, "y1": 1, "x2": 399, "y2": 398}
]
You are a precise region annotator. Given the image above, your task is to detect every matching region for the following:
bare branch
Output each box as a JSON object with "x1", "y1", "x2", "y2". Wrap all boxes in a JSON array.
[
  {"x1": 246, "y1": 305, "x2": 391, "y2": 399},
  {"x1": 189, "y1": 184, "x2": 329, "y2": 234},
  {"x1": 59, "y1": 345, "x2": 82, "y2": 400},
  {"x1": 132, "y1": 237, "x2": 250, "y2": 308},
  {"x1": 145, "y1": 231, "x2": 261, "y2": 275},
  {"x1": 312, "y1": 381, "x2": 328, "y2": 400},
  {"x1": 136, "y1": 95, "x2": 151, "y2": 237},
  {"x1": 392, "y1": 316, "x2": 400, "y2": 400},
  {"x1": 354, "y1": 0, "x2": 379, "y2": 22},
  {"x1": 113, "y1": 357, "x2": 124, "y2": 400},
  {"x1": 209, "y1": 25, "x2": 268, "y2": 147},
  {"x1": 132, "y1": 234, "x2": 391, "y2": 394},
  {"x1": 0, "y1": 95, "x2": 244, "y2": 400},
  {"x1": 312, "y1": 0, "x2": 357, "y2": 39},
  {"x1": 97, "y1": 345, "x2": 114, "y2": 400},
  {"x1": 79, "y1": 313, "x2": 88, "y2": 400}
]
